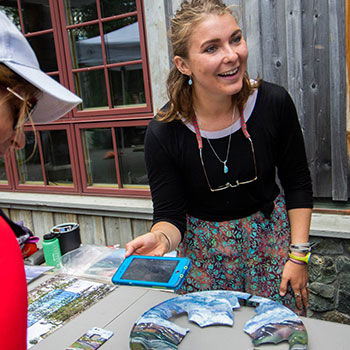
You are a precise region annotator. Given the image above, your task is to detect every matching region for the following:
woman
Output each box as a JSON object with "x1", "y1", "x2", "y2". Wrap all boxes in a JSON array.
[
  {"x1": 125, "y1": 0, "x2": 313, "y2": 315},
  {"x1": 0, "y1": 11, "x2": 81, "y2": 349}
]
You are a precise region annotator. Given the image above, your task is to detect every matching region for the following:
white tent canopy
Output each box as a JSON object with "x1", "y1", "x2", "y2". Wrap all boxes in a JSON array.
[{"x1": 76, "y1": 21, "x2": 141, "y2": 67}]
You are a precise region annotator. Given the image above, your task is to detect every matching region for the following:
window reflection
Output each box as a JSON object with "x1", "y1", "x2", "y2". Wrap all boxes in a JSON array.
[
  {"x1": 100, "y1": 0, "x2": 136, "y2": 18},
  {"x1": 51, "y1": 74, "x2": 61, "y2": 84},
  {"x1": 27, "y1": 33, "x2": 58, "y2": 73},
  {"x1": 81, "y1": 126, "x2": 148, "y2": 188},
  {"x1": 21, "y1": 0, "x2": 52, "y2": 32},
  {"x1": 70, "y1": 24, "x2": 102, "y2": 69},
  {"x1": 16, "y1": 131, "x2": 44, "y2": 185},
  {"x1": 104, "y1": 18, "x2": 141, "y2": 65},
  {"x1": 109, "y1": 65, "x2": 145, "y2": 108},
  {"x1": 41, "y1": 130, "x2": 73, "y2": 186},
  {"x1": 65, "y1": 0, "x2": 97, "y2": 25},
  {"x1": 82, "y1": 128, "x2": 117, "y2": 186},
  {"x1": 71, "y1": 17, "x2": 144, "y2": 110},
  {"x1": 74, "y1": 70, "x2": 108, "y2": 110},
  {"x1": 115, "y1": 126, "x2": 148, "y2": 188},
  {"x1": 72, "y1": 19, "x2": 141, "y2": 67},
  {"x1": 0, "y1": 2, "x2": 21, "y2": 29},
  {"x1": 0, "y1": 158, "x2": 7, "y2": 183},
  {"x1": 0, "y1": 1, "x2": 52, "y2": 32}
]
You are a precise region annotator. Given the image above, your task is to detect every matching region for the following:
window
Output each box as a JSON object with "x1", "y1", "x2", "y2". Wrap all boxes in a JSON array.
[
  {"x1": 14, "y1": 125, "x2": 77, "y2": 190},
  {"x1": 0, "y1": 158, "x2": 8, "y2": 185},
  {"x1": 0, "y1": 0, "x2": 151, "y2": 197},
  {"x1": 64, "y1": 0, "x2": 150, "y2": 113},
  {"x1": 78, "y1": 122, "x2": 148, "y2": 192}
]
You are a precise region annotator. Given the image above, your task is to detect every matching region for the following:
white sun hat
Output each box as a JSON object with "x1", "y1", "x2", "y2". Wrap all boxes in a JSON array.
[{"x1": 0, "y1": 11, "x2": 82, "y2": 123}]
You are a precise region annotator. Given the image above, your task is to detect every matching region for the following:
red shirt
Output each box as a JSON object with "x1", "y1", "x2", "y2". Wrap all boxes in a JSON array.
[{"x1": 0, "y1": 216, "x2": 27, "y2": 349}]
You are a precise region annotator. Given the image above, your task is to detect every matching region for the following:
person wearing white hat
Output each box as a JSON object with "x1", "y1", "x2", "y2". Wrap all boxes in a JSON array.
[{"x1": 0, "y1": 10, "x2": 82, "y2": 349}]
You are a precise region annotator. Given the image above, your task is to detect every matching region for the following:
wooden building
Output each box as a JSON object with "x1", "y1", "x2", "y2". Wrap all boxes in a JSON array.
[{"x1": 0, "y1": 0, "x2": 348, "y2": 247}]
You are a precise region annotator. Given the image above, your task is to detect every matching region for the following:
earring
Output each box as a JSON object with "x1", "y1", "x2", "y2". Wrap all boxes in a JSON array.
[{"x1": 188, "y1": 76, "x2": 193, "y2": 86}]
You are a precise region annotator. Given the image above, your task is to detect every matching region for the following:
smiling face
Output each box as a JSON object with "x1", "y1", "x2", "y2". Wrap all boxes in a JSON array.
[
  {"x1": 174, "y1": 13, "x2": 248, "y2": 106},
  {"x1": 0, "y1": 88, "x2": 25, "y2": 158}
]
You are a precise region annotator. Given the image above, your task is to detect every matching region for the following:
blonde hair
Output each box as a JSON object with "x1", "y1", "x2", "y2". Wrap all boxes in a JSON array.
[
  {"x1": 0, "y1": 63, "x2": 39, "y2": 137},
  {"x1": 158, "y1": 0, "x2": 260, "y2": 123},
  {"x1": 0, "y1": 63, "x2": 40, "y2": 162}
]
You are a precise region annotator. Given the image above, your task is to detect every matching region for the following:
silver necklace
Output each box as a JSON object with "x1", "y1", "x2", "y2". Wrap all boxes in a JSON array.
[{"x1": 197, "y1": 107, "x2": 236, "y2": 174}]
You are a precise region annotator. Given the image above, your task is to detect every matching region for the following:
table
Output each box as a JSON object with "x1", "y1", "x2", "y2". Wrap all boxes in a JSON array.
[{"x1": 29, "y1": 276, "x2": 350, "y2": 350}]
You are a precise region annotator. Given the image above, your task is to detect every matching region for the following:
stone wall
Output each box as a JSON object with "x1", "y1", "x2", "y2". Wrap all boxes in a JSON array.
[{"x1": 307, "y1": 236, "x2": 350, "y2": 324}]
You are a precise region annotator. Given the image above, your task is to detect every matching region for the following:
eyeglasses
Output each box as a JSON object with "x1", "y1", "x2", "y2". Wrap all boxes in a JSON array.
[
  {"x1": 193, "y1": 106, "x2": 258, "y2": 192},
  {"x1": 6, "y1": 87, "x2": 37, "y2": 130}
]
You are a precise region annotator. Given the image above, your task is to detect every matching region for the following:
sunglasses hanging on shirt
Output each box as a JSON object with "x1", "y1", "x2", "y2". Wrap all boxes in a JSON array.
[{"x1": 192, "y1": 105, "x2": 258, "y2": 192}]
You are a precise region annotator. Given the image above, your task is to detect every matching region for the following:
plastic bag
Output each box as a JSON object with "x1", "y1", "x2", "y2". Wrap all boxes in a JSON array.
[{"x1": 60, "y1": 244, "x2": 125, "y2": 283}]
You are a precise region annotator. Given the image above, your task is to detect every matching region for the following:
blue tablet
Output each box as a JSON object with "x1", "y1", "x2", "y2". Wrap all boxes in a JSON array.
[{"x1": 111, "y1": 255, "x2": 191, "y2": 290}]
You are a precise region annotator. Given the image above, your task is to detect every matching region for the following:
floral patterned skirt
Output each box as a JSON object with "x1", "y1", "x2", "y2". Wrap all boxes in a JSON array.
[{"x1": 176, "y1": 194, "x2": 302, "y2": 314}]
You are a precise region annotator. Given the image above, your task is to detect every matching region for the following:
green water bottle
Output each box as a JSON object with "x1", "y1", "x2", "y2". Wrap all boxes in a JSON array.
[{"x1": 42, "y1": 233, "x2": 62, "y2": 267}]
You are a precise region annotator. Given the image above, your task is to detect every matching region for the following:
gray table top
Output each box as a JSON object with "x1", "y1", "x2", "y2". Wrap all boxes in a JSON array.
[{"x1": 29, "y1": 277, "x2": 350, "y2": 350}]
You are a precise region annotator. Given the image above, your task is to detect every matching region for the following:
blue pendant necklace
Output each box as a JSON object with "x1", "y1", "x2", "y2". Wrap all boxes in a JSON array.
[{"x1": 198, "y1": 106, "x2": 236, "y2": 174}]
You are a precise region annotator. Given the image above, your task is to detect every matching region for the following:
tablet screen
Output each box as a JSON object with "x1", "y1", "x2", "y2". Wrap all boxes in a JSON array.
[{"x1": 121, "y1": 258, "x2": 179, "y2": 283}]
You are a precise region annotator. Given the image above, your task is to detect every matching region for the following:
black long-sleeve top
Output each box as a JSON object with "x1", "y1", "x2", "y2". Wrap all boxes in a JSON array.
[{"x1": 145, "y1": 81, "x2": 313, "y2": 238}]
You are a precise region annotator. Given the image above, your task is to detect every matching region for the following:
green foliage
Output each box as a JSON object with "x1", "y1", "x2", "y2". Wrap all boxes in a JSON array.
[{"x1": 0, "y1": 5, "x2": 21, "y2": 28}]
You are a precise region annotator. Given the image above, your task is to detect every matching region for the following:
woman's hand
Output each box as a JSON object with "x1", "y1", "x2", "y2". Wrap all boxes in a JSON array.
[
  {"x1": 125, "y1": 222, "x2": 181, "y2": 258},
  {"x1": 284, "y1": 208, "x2": 312, "y2": 309},
  {"x1": 279, "y1": 260, "x2": 309, "y2": 310},
  {"x1": 125, "y1": 231, "x2": 169, "y2": 258}
]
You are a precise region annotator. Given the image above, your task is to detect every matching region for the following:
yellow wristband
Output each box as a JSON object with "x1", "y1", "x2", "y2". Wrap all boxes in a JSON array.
[{"x1": 288, "y1": 251, "x2": 311, "y2": 264}]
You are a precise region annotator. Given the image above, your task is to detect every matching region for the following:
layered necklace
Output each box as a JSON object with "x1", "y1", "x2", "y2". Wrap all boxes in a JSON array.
[{"x1": 195, "y1": 106, "x2": 236, "y2": 174}]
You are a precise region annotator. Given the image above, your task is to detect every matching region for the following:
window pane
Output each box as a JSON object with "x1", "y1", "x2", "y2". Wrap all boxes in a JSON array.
[
  {"x1": 82, "y1": 128, "x2": 117, "y2": 187},
  {"x1": 41, "y1": 130, "x2": 73, "y2": 186},
  {"x1": 104, "y1": 18, "x2": 141, "y2": 65},
  {"x1": 51, "y1": 74, "x2": 61, "y2": 84},
  {"x1": 21, "y1": 0, "x2": 52, "y2": 33},
  {"x1": 74, "y1": 69, "x2": 108, "y2": 110},
  {"x1": 27, "y1": 33, "x2": 58, "y2": 72},
  {"x1": 64, "y1": 0, "x2": 97, "y2": 25},
  {"x1": 0, "y1": 2, "x2": 21, "y2": 30},
  {"x1": 70, "y1": 24, "x2": 102, "y2": 69},
  {"x1": 109, "y1": 65, "x2": 145, "y2": 108},
  {"x1": 100, "y1": 0, "x2": 136, "y2": 18},
  {"x1": 115, "y1": 126, "x2": 148, "y2": 188},
  {"x1": 0, "y1": 158, "x2": 7, "y2": 183},
  {"x1": 16, "y1": 131, "x2": 44, "y2": 185}
]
